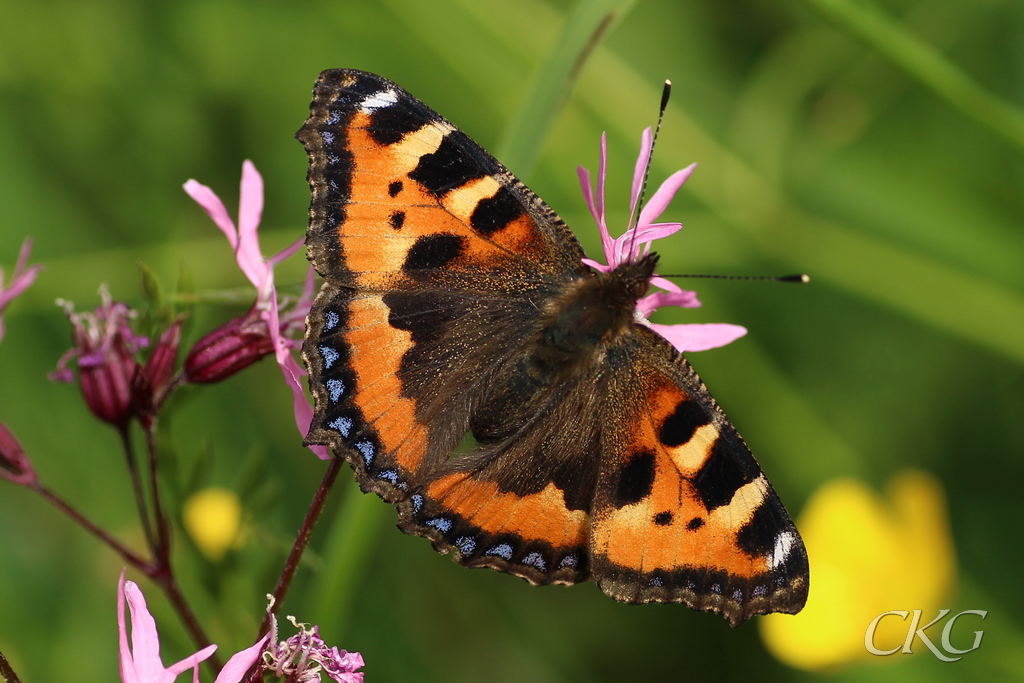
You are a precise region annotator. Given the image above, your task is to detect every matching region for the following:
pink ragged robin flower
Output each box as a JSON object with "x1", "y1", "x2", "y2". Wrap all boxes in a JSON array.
[
  {"x1": 50, "y1": 287, "x2": 149, "y2": 428},
  {"x1": 262, "y1": 612, "x2": 364, "y2": 683},
  {"x1": 183, "y1": 161, "x2": 328, "y2": 459},
  {"x1": 118, "y1": 571, "x2": 269, "y2": 683},
  {"x1": 0, "y1": 237, "x2": 43, "y2": 344},
  {"x1": 577, "y1": 130, "x2": 746, "y2": 352}
]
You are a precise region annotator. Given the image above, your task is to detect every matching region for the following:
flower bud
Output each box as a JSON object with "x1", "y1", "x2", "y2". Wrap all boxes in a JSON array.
[
  {"x1": 144, "y1": 318, "x2": 182, "y2": 394},
  {"x1": 0, "y1": 421, "x2": 38, "y2": 487},
  {"x1": 132, "y1": 318, "x2": 183, "y2": 426},
  {"x1": 184, "y1": 309, "x2": 275, "y2": 384}
]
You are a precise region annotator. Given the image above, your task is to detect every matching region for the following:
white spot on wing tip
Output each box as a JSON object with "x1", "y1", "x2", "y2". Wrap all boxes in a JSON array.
[
  {"x1": 770, "y1": 531, "x2": 796, "y2": 570},
  {"x1": 360, "y1": 89, "x2": 399, "y2": 112}
]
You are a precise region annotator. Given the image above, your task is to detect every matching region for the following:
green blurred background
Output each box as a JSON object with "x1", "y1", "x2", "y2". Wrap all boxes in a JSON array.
[{"x1": 1, "y1": 0, "x2": 1022, "y2": 680}]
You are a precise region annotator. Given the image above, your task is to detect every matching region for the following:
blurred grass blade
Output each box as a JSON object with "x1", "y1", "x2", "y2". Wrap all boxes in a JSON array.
[
  {"x1": 495, "y1": 0, "x2": 637, "y2": 175},
  {"x1": 307, "y1": 480, "x2": 387, "y2": 638},
  {"x1": 803, "y1": 0, "x2": 1024, "y2": 152}
]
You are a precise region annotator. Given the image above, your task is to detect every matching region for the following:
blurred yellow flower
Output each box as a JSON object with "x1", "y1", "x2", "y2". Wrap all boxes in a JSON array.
[
  {"x1": 182, "y1": 487, "x2": 243, "y2": 561},
  {"x1": 760, "y1": 470, "x2": 955, "y2": 671}
]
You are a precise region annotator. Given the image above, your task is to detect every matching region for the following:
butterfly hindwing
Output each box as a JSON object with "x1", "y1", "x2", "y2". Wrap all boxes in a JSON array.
[
  {"x1": 591, "y1": 326, "x2": 809, "y2": 625},
  {"x1": 395, "y1": 352, "x2": 608, "y2": 587}
]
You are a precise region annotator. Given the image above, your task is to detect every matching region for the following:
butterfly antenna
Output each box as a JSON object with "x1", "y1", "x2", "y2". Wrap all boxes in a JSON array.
[
  {"x1": 625, "y1": 80, "x2": 672, "y2": 262},
  {"x1": 660, "y1": 273, "x2": 811, "y2": 283}
]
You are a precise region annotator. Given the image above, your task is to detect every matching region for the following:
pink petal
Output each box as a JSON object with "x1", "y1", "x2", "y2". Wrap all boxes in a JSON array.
[
  {"x1": 628, "y1": 127, "x2": 653, "y2": 220},
  {"x1": 650, "y1": 322, "x2": 747, "y2": 352},
  {"x1": 631, "y1": 222, "x2": 684, "y2": 243},
  {"x1": 14, "y1": 237, "x2": 33, "y2": 273},
  {"x1": 637, "y1": 164, "x2": 696, "y2": 227},
  {"x1": 164, "y1": 645, "x2": 217, "y2": 679},
  {"x1": 268, "y1": 295, "x2": 330, "y2": 460},
  {"x1": 638, "y1": 289, "x2": 701, "y2": 314},
  {"x1": 608, "y1": 222, "x2": 684, "y2": 264},
  {"x1": 213, "y1": 633, "x2": 271, "y2": 683},
  {"x1": 183, "y1": 180, "x2": 238, "y2": 250},
  {"x1": 0, "y1": 263, "x2": 42, "y2": 306},
  {"x1": 118, "y1": 572, "x2": 136, "y2": 683},
  {"x1": 279, "y1": 351, "x2": 330, "y2": 460},
  {"x1": 597, "y1": 133, "x2": 611, "y2": 255},
  {"x1": 647, "y1": 276, "x2": 688, "y2": 294},
  {"x1": 581, "y1": 257, "x2": 612, "y2": 273},
  {"x1": 124, "y1": 580, "x2": 166, "y2": 679},
  {"x1": 0, "y1": 238, "x2": 43, "y2": 311},
  {"x1": 267, "y1": 236, "x2": 305, "y2": 269},
  {"x1": 235, "y1": 161, "x2": 266, "y2": 288},
  {"x1": 577, "y1": 135, "x2": 613, "y2": 260},
  {"x1": 577, "y1": 165, "x2": 598, "y2": 222},
  {"x1": 300, "y1": 264, "x2": 318, "y2": 304}
]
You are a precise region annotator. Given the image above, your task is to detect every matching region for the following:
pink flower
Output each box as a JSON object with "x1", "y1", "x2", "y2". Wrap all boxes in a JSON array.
[
  {"x1": 183, "y1": 162, "x2": 328, "y2": 459},
  {"x1": 50, "y1": 287, "x2": 149, "y2": 428},
  {"x1": 262, "y1": 613, "x2": 364, "y2": 683},
  {"x1": 577, "y1": 131, "x2": 746, "y2": 352},
  {"x1": 0, "y1": 237, "x2": 43, "y2": 343},
  {"x1": 118, "y1": 571, "x2": 268, "y2": 683}
]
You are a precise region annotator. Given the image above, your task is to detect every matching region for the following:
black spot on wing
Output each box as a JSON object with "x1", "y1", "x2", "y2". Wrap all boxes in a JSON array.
[
  {"x1": 686, "y1": 516, "x2": 704, "y2": 531},
  {"x1": 654, "y1": 511, "x2": 673, "y2": 526},
  {"x1": 366, "y1": 104, "x2": 426, "y2": 145},
  {"x1": 389, "y1": 211, "x2": 406, "y2": 230},
  {"x1": 613, "y1": 450, "x2": 656, "y2": 507},
  {"x1": 470, "y1": 186, "x2": 523, "y2": 236},
  {"x1": 736, "y1": 500, "x2": 782, "y2": 557},
  {"x1": 408, "y1": 131, "x2": 486, "y2": 197},
  {"x1": 692, "y1": 438, "x2": 759, "y2": 511},
  {"x1": 388, "y1": 180, "x2": 403, "y2": 197},
  {"x1": 403, "y1": 234, "x2": 466, "y2": 271},
  {"x1": 383, "y1": 290, "x2": 460, "y2": 345},
  {"x1": 659, "y1": 399, "x2": 711, "y2": 448}
]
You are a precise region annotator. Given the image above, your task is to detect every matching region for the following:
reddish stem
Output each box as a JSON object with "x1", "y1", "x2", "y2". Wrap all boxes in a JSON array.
[
  {"x1": 143, "y1": 423, "x2": 170, "y2": 565},
  {"x1": 119, "y1": 425, "x2": 156, "y2": 553},
  {"x1": 258, "y1": 457, "x2": 343, "y2": 635},
  {"x1": 33, "y1": 483, "x2": 149, "y2": 571}
]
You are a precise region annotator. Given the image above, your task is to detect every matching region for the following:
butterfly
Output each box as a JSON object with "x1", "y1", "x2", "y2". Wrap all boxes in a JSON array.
[{"x1": 296, "y1": 69, "x2": 808, "y2": 626}]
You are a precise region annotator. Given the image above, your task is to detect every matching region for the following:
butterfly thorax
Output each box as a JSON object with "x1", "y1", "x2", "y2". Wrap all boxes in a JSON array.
[{"x1": 534, "y1": 253, "x2": 659, "y2": 372}]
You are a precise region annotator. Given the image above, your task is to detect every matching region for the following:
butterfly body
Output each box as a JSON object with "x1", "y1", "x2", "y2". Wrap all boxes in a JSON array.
[{"x1": 298, "y1": 69, "x2": 808, "y2": 626}]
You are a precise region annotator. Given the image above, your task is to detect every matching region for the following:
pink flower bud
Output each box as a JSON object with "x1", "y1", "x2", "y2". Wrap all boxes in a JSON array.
[
  {"x1": 184, "y1": 309, "x2": 275, "y2": 384},
  {"x1": 0, "y1": 421, "x2": 38, "y2": 487},
  {"x1": 133, "y1": 319, "x2": 183, "y2": 426}
]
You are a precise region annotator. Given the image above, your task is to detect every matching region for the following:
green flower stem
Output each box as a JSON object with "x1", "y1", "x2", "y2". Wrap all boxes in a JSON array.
[{"x1": 803, "y1": 0, "x2": 1024, "y2": 152}]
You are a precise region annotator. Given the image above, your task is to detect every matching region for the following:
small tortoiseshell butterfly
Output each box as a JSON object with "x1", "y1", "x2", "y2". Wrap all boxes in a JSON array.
[{"x1": 297, "y1": 69, "x2": 808, "y2": 626}]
